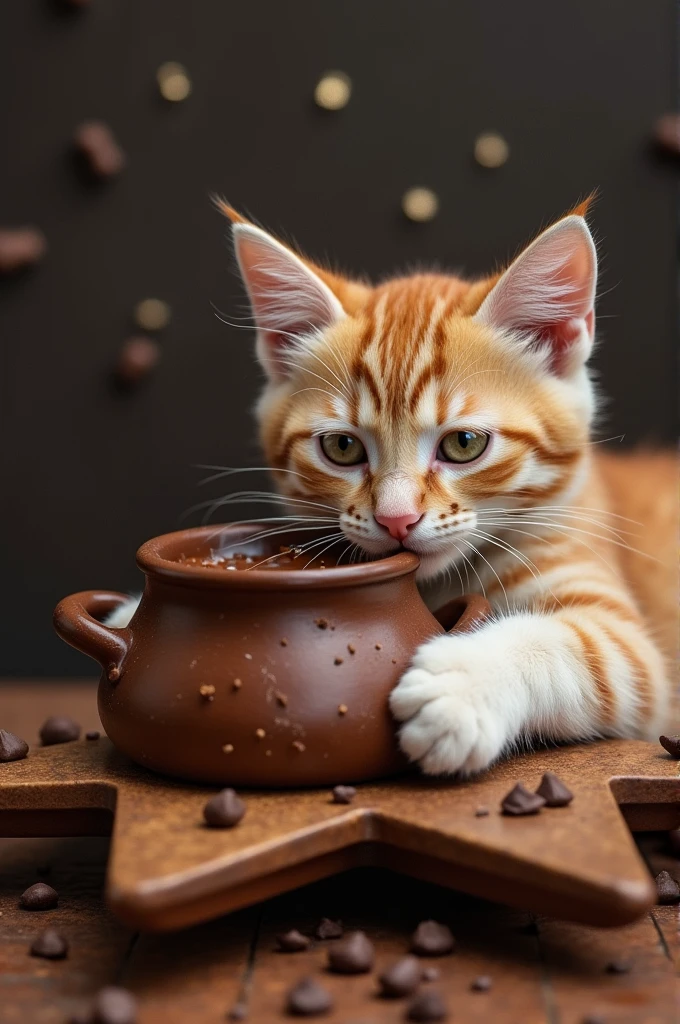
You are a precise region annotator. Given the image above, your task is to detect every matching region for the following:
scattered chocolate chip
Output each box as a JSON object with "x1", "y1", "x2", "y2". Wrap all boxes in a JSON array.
[
  {"x1": 276, "y1": 929, "x2": 310, "y2": 952},
  {"x1": 20, "y1": 883, "x2": 58, "y2": 910},
  {"x1": 410, "y1": 920, "x2": 455, "y2": 956},
  {"x1": 86, "y1": 731, "x2": 100, "y2": 741},
  {"x1": 74, "y1": 120, "x2": 126, "y2": 178},
  {"x1": 655, "y1": 869, "x2": 680, "y2": 904},
  {"x1": 315, "y1": 618, "x2": 329, "y2": 629},
  {"x1": 605, "y1": 958, "x2": 631, "y2": 974},
  {"x1": 227, "y1": 1002, "x2": 248, "y2": 1021},
  {"x1": 233, "y1": 678, "x2": 243, "y2": 690},
  {"x1": 199, "y1": 684, "x2": 216, "y2": 699},
  {"x1": 0, "y1": 729, "x2": 28, "y2": 762},
  {"x1": 203, "y1": 788, "x2": 246, "y2": 828},
  {"x1": 275, "y1": 691, "x2": 289, "y2": 707},
  {"x1": 0, "y1": 227, "x2": 47, "y2": 273},
  {"x1": 315, "y1": 917, "x2": 343, "y2": 939},
  {"x1": 280, "y1": 637, "x2": 289, "y2": 647},
  {"x1": 378, "y1": 955, "x2": 422, "y2": 997},
  {"x1": 332, "y1": 785, "x2": 356, "y2": 804},
  {"x1": 421, "y1": 967, "x2": 439, "y2": 982},
  {"x1": 255, "y1": 728, "x2": 266, "y2": 740},
  {"x1": 406, "y1": 990, "x2": 448, "y2": 1021},
  {"x1": 334, "y1": 657, "x2": 344, "y2": 665},
  {"x1": 114, "y1": 337, "x2": 161, "y2": 386},
  {"x1": 292, "y1": 740, "x2": 306, "y2": 752},
  {"x1": 91, "y1": 986, "x2": 137, "y2": 1023},
  {"x1": 474, "y1": 806, "x2": 489, "y2": 817},
  {"x1": 327, "y1": 930, "x2": 375, "y2": 973},
  {"x1": 39, "y1": 716, "x2": 81, "y2": 746},
  {"x1": 347, "y1": 644, "x2": 355, "y2": 654},
  {"x1": 659, "y1": 735, "x2": 680, "y2": 758},
  {"x1": 222, "y1": 744, "x2": 234, "y2": 754},
  {"x1": 30, "y1": 927, "x2": 68, "y2": 959},
  {"x1": 286, "y1": 977, "x2": 333, "y2": 1016},
  {"x1": 337, "y1": 704, "x2": 348, "y2": 715},
  {"x1": 535, "y1": 772, "x2": 573, "y2": 807},
  {"x1": 375, "y1": 643, "x2": 382, "y2": 650},
  {"x1": 470, "y1": 975, "x2": 492, "y2": 992},
  {"x1": 501, "y1": 783, "x2": 545, "y2": 816}
]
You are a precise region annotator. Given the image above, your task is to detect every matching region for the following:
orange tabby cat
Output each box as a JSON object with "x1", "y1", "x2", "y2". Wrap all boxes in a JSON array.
[{"x1": 111, "y1": 199, "x2": 678, "y2": 770}]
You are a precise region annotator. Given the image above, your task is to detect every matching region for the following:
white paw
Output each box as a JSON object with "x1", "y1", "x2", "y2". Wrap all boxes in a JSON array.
[{"x1": 389, "y1": 634, "x2": 507, "y2": 776}]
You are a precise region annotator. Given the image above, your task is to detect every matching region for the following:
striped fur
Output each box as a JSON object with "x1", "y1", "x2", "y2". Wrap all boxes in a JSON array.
[{"x1": 220, "y1": 202, "x2": 675, "y2": 775}]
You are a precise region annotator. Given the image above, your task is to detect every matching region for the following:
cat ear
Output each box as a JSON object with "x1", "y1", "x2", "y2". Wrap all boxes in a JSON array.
[
  {"x1": 475, "y1": 214, "x2": 597, "y2": 376},
  {"x1": 215, "y1": 202, "x2": 345, "y2": 380}
]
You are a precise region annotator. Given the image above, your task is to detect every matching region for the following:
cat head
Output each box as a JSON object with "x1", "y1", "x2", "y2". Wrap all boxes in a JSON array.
[{"x1": 218, "y1": 200, "x2": 598, "y2": 580}]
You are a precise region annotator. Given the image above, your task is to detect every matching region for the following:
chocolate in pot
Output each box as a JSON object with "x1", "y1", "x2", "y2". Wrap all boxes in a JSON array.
[{"x1": 53, "y1": 524, "x2": 490, "y2": 787}]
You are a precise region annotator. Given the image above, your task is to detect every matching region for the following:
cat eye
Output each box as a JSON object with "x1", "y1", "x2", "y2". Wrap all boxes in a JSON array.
[
  {"x1": 438, "y1": 430, "x2": 489, "y2": 463},
  {"x1": 320, "y1": 433, "x2": 367, "y2": 466}
]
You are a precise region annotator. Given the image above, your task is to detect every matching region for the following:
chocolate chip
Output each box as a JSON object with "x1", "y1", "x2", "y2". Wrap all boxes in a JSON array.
[
  {"x1": 315, "y1": 618, "x2": 329, "y2": 629},
  {"x1": 114, "y1": 337, "x2": 161, "y2": 386},
  {"x1": 315, "y1": 917, "x2": 343, "y2": 939},
  {"x1": 227, "y1": 1002, "x2": 248, "y2": 1020},
  {"x1": 378, "y1": 956, "x2": 422, "y2": 997},
  {"x1": 199, "y1": 684, "x2": 216, "y2": 699},
  {"x1": 605, "y1": 959, "x2": 631, "y2": 974},
  {"x1": 327, "y1": 930, "x2": 375, "y2": 973},
  {"x1": 292, "y1": 740, "x2": 306, "y2": 752},
  {"x1": 406, "y1": 990, "x2": 448, "y2": 1021},
  {"x1": 30, "y1": 928, "x2": 68, "y2": 959},
  {"x1": 286, "y1": 977, "x2": 333, "y2": 1016},
  {"x1": 91, "y1": 986, "x2": 137, "y2": 1023},
  {"x1": 203, "y1": 788, "x2": 246, "y2": 828},
  {"x1": 0, "y1": 227, "x2": 47, "y2": 273},
  {"x1": 86, "y1": 731, "x2": 100, "y2": 741},
  {"x1": 275, "y1": 691, "x2": 288, "y2": 707},
  {"x1": 535, "y1": 772, "x2": 573, "y2": 807},
  {"x1": 470, "y1": 975, "x2": 492, "y2": 992},
  {"x1": 0, "y1": 729, "x2": 28, "y2": 762},
  {"x1": 421, "y1": 967, "x2": 439, "y2": 982},
  {"x1": 276, "y1": 929, "x2": 310, "y2": 952},
  {"x1": 74, "y1": 121, "x2": 126, "y2": 178},
  {"x1": 20, "y1": 882, "x2": 59, "y2": 910},
  {"x1": 474, "y1": 806, "x2": 489, "y2": 817},
  {"x1": 410, "y1": 920, "x2": 455, "y2": 956},
  {"x1": 659, "y1": 735, "x2": 680, "y2": 758},
  {"x1": 655, "y1": 869, "x2": 680, "y2": 904},
  {"x1": 39, "y1": 716, "x2": 80, "y2": 746},
  {"x1": 501, "y1": 783, "x2": 545, "y2": 816},
  {"x1": 332, "y1": 785, "x2": 356, "y2": 804}
]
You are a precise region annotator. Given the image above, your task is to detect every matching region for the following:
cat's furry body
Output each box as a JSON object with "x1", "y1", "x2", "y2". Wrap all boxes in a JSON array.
[{"x1": 109, "y1": 202, "x2": 677, "y2": 773}]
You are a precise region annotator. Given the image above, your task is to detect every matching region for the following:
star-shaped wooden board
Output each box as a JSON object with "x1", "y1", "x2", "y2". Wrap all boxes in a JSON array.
[{"x1": 0, "y1": 737, "x2": 677, "y2": 932}]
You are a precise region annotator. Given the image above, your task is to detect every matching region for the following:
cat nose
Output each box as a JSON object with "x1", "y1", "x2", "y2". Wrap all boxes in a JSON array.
[{"x1": 374, "y1": 513, "x2": 423, "y2": 541}]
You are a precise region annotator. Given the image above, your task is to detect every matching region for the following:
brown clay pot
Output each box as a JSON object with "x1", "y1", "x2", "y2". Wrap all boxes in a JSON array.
[{"x1": 54, "y1": 525, "x2": 490, "y2": 787}]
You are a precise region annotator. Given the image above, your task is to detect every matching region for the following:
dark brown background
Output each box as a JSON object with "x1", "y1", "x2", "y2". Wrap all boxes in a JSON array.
[{"x1": 1, "y1": 0, "x2": 677, "y2": 676}]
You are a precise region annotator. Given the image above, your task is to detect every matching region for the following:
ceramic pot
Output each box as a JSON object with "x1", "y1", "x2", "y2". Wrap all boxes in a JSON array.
[{"x1": 54, "y1": 524, "x2": 490, "y2": 786}]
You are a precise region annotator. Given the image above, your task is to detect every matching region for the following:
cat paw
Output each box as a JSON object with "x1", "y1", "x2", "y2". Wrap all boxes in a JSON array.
[{"x1": 389, "y1": 634, "x2": 507, "y2": 775}]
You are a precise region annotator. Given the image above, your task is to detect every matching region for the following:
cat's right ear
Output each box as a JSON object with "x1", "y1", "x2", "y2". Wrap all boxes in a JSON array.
[{"x1": 217, "y1": 203, "x2": 346, "y2": 381}]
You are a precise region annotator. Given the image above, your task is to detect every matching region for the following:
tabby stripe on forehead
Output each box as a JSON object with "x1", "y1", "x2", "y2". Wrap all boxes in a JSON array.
[
  {"x1": 564, "y1": 619, "x2": 616, "y2": 726},
  {"x1": 351, "y1": 354, "x2": 382, "y2": 415},
  {"x1": 277, "y1": 429, "x2": 313, "y2": 466}
]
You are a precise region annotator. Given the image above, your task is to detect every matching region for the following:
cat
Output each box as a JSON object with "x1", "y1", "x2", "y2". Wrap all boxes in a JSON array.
[{"x1": 108, "y1": 198, "x2": 677, "y2": 775}]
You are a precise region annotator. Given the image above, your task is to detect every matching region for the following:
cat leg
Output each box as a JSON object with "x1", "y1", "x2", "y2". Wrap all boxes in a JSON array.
[{"x1": 390, "y1": 599, "x2": 669, "y2": 776}]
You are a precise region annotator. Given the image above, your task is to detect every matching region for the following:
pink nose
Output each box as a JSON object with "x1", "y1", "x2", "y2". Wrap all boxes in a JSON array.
[{"x1": 374, "y1": 512, "x2": 422, "y2": 541}]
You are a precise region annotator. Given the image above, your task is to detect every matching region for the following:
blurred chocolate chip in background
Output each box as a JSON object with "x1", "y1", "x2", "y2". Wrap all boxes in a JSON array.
[
  {"x1": 0, "y1": 227, "x2": 47, "y2": 274},
  {"x1": 114, "y1": 337, "x2": 161, "y2": 388},
  {"x1": 73, "y1": 121, "x2": 126, "y2": 180}
]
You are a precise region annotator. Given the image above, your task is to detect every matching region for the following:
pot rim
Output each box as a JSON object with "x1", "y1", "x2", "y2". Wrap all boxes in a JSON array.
[{"x1": 136, "y1": 524, "x2": 420, "y2": 590}]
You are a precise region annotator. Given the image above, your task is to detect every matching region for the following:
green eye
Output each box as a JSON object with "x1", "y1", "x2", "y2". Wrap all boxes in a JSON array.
[
  {"x1": 320, "y1": 433, "x2": 367, "y2": 466},
  {"x1": 438, "y1": 430, "x2": 489, "y2": 463}
]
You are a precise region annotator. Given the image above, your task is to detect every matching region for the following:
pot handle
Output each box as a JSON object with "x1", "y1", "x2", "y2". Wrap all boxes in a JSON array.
[
  {"x1": 53, "y1": 591, "x2": 132, "y2": 681},
  {"x1": 434, "y1": 594, "x2": 492, "y2": 635}
]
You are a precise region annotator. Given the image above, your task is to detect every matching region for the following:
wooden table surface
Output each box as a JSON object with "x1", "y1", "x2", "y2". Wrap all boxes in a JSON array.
[{"x1": 1, "y1": 681, "x2": 678, "y2": 1024}]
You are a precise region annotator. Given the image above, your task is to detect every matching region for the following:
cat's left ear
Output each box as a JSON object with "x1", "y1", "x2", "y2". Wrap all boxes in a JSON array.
[
  {"x1": 215, "y1": 201, "x2": 350, "y2": 381},
  {"x1": 475, "y1": 213, "x2": 597, "y2": 376}
]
